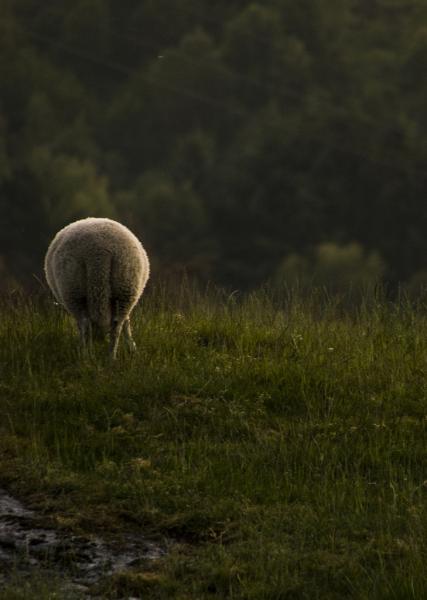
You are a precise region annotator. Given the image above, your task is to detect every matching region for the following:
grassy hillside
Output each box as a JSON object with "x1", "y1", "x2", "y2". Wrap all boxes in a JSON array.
[{"x1": 0, "y1": 286, "x2": 426, "y2": 599}]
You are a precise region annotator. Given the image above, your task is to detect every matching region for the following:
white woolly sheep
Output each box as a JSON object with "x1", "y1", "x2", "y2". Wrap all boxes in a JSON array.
[{"x1": 44, "y1": 217, "x2": 150, "y2": 359}]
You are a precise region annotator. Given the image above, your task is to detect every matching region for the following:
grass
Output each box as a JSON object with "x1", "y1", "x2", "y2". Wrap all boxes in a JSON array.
[{"x1": 0, "y1": 284, "x2": 426, "y2": 598}]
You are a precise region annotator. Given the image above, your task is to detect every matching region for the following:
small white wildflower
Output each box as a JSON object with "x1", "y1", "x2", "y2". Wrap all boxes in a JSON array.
[{"x1": 328, "y1": 347, "x2": 335, "y2": 352}]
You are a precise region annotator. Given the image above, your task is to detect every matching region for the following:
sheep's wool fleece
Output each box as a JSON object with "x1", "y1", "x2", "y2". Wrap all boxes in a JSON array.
[{"x1": 45, "y1": 217, "x2": 149, "y2": 329}]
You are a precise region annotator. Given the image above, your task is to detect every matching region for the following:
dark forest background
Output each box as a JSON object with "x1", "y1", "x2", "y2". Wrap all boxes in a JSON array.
[{"x1": 1, "y1": 0, "x2": 427, "y2": 293}]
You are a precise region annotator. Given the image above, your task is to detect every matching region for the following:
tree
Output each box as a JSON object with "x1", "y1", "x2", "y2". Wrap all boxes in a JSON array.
[
  {"x1": 117, "y1": 171, "x2": 217, "y2": 279},
  {"x1": 276, "y1": 242, "x2": 385, "y2": 295},
  {"x1": 28, "y1": 147, "x2": 115, "y2": 232}
]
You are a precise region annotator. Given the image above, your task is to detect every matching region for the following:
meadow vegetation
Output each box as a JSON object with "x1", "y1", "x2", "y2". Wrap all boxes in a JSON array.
[{"x1": 0, "y1": 285, "x2": 426, "y2": 599}]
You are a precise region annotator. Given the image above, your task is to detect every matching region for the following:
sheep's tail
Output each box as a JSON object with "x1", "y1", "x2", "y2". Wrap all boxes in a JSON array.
[{"x1": 86, "y1": 256, "x2": 112, "y2": 335}]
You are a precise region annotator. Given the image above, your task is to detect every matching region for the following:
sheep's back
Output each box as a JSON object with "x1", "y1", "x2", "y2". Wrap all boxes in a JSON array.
[{"x1": 45, "y1": 218, "x2": 149, "y2": 312}]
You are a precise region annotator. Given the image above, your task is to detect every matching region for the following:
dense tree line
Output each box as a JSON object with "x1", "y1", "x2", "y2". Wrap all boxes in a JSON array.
[{"x1": 1, "y1": 0, "x2": 427, "y2": 292}]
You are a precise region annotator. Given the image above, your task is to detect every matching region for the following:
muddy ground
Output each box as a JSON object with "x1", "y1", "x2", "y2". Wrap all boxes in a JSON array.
[{"x1": 0, "y1": 488, "x2": 166, "y2": 597}]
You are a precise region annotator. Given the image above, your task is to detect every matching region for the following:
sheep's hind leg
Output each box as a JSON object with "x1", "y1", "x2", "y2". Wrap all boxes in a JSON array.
[
  {"x1": 77, "y1": 314, "x2": 91, "y2": 357},
  {"x1": 123, "y1": 318, "x2": 137, "y2": 353},
  {"x1": 109, "y1": 319, "x2": 124, "y2": 360}
]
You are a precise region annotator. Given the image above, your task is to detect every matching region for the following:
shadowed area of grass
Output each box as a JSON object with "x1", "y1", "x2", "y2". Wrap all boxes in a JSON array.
[{"x1": 0, "y1": 285, "x2": 426, "y2": 598}]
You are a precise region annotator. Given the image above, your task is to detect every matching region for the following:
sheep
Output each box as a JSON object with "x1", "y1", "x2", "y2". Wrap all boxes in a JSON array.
[{"x1": 44, "y1": 217, "x2": 150, "y2": 359}]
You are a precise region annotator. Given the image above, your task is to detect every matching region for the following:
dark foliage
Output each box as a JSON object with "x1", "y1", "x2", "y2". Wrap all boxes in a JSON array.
[{"x1": 1, "y1": 0, "x2": 427, "y2": 291}]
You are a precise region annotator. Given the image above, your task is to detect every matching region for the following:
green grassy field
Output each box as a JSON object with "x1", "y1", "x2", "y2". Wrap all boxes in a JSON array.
[{"x1": 0, "y1": 285, "x2": 426, "y2": 599}]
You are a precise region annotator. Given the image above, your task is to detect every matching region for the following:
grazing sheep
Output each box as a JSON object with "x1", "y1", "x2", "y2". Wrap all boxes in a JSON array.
[{"x1": 44, "y1": 217, "x2": 150, "y2": 359}]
